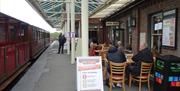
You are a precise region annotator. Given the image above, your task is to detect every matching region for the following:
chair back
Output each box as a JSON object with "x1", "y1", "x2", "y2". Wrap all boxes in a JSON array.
[
  {"x1": 140, "y1": 62, "x2": 153, "y2": 77},
  {"x1": 99, "y1": 51, "x2": 106, "y2": 60},
  {"x1": 103, "y1": 46, "x2": 109, "y2": 51},
  {"x1": 109, "y1": 61, "x2": 126, "y2": 82}
]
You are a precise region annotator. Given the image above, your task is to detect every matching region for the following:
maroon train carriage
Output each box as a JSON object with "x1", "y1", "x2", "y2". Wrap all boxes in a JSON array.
[{"x1": 0, "y1": 12, "x2": 50, "y2": 87}]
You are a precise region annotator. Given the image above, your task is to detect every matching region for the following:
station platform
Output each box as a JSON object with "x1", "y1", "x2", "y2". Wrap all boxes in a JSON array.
[{"x1": 11, "y1": 41, "x2": 150, "y2": 91}]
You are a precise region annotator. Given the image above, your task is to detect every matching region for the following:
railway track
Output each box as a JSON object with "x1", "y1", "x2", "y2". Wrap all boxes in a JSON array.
[{"x1": 0, "y1": 62, "x2": 31, "y2": 91}]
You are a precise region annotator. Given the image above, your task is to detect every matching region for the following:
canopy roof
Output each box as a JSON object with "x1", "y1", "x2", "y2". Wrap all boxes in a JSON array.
[
  {"x1": 90, "y1": 0, "x2": 135, "y2": 18},
  {"x1": 26, "y1": 0, "x2": 135, "y2": 28}
]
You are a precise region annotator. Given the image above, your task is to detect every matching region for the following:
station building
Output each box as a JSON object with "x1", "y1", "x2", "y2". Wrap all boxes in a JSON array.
[{"x1": 102, "y1": 0, "x2": 180, "y2": 56}]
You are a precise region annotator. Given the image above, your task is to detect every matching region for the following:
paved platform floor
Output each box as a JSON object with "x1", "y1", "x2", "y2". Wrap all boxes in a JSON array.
[{"x1": 11, "y1": 41, "x2": 151, "y2": 91}]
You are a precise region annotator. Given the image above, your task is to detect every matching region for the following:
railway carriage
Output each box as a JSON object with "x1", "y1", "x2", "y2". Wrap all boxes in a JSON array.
[{"x1": 0, "y1": 12, "x2": 50, "y2": 85}]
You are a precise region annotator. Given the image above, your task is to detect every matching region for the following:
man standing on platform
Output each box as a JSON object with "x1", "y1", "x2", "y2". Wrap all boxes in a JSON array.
[{"x1": 58, "y1": 33, "x2": 66, "y2": 54}]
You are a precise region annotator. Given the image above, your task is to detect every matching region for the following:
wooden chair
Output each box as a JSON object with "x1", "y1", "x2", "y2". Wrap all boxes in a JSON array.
[
  {"x1": 99, "y1": 50, "x2": 108, "y2": 80},
  {"x1": 129, "y1": 62, "x2": 153, "y2": 91},
  {"x1": 109, "y1": 61, "x2": 126, "y2": 91}
]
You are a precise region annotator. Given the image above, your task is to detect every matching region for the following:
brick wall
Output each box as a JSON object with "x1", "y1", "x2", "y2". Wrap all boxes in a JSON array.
[
  {"x1": 110, "y1": 9, "x2": 139, "y2": 54},
  {"x1": 139, "y1": 0, "x2": 180, "y2": 57}
]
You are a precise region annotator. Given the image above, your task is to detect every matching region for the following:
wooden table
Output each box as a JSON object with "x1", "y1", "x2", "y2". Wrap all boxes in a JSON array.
[{"x1": 125, "y1": 53, "x2": 134, "y2": 64}]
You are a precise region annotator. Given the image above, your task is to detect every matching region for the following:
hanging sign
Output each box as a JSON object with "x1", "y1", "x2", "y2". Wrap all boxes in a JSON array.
[
  {"x1": 76, "y1": 56, "x2": 104, "y2": 91},
  {"x1": 106, "y1": 22, "x2": 119, "y2": 26}
]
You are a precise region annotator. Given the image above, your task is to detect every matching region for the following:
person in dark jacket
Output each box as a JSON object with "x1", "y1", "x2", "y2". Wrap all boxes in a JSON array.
[
  {"x1": 106, "y1": 45, "x2": 126, "y2": 87},
  {"x1": 107, "y1": 46, "x2": 126, "y2": 63},
  {"x1": 126, "y1": 43, "x2": 153, "y2": 76},
  {"x1": 58, "y1": 34, "x2": 66, "y2": 54},
  {"x1": 106, "y1": 45, "x2": 126, "y2": 72}
]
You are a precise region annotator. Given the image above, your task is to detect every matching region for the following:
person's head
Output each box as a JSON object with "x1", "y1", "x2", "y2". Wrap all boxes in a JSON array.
[
  {"x1": 59, "y1": 33, "x2": 62, "y2": 36},
  {"x1": 108, "y1": 46, "x2": 118, "y2": 53},
  {"x1": 117, "y1": 41, "x2": 122, "y2": 47},
  {"x1": 139, "y1": 42, "x2": 147, "y2": 51},
  {"x1": 90, "y1": 41, "x2": 94, "y2": 48},
  {"x1": 104, "y1": 41, "x2": 108, "y2": 45}
]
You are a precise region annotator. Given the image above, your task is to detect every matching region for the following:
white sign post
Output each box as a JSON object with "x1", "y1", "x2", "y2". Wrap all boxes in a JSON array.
[{"x1": 76, "y1": 56, "x2": 104, "y2": 91}]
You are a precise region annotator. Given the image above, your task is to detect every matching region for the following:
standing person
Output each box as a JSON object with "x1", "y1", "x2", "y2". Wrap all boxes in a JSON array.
[
  {"x1": 58, "y1": 33, "x2": 62, "y2": 54},
  {"x1": 58, "y1": 34, "x2": 66, "y2": 54}
]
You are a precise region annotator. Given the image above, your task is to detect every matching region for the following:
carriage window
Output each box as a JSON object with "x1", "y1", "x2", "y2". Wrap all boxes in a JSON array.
[
  {"x1": 0, "y1": 24, "x2": 5, "y2": 42},
  {"x1": 32, "y1": 28, "x2": 37, "y2": 40},
  {"x1": 9, "y1": 25, "x2": 17, "y2": 41}
]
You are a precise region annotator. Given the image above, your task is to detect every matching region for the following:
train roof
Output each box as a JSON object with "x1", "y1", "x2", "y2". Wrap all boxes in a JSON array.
[{"x1": 0, "y1": 12, "x2": 49, "y2": 33}]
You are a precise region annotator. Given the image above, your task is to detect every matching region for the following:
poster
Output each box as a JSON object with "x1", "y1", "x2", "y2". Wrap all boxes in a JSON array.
[
  {"x1": 76, "y1": 56, "x2": 104, "y2": 91},
  {"x1": 162, "y1": 9, "x2": 176, "y2": 48},
  {"x1": 140, "y1": 33, "x2": 146, "y2": 46},
  {"x1": 154, "y1": 22, "x2": 162, "y2": 30}
]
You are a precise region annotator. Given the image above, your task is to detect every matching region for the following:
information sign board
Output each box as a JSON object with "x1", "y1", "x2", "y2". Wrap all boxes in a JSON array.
[{"x1": 76, "y1": 56, "x2": 104, "y2": 91}]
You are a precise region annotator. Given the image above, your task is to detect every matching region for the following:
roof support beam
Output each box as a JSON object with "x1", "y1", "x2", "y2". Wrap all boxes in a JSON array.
[
  {"x1": 37, "y1": 0, "x2": 105, "y2": 4},
  {"x1": 75, "y1": 4, "x2": 81, "y2": 9},
  {"x1": 46, "y1": 18, "x2": 80, "y2": 21},
  {"x1": 45, "y1": 11, "x2": 81, "y2": 14},
  {"x1": 45, "y1": 3, "x2": 63, "y2": 11},
  {"x1": 40, "y1": 2, "x2": 49, "y2": 7},
  {"x1": 48, "y1": 13, "x2": 58, "y2": 18},
  {"x1": 37, "y1": 0, "x2": 71, "y2": 3}
]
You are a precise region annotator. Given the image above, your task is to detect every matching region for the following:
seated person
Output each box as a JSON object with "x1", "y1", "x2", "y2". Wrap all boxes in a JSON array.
[
  {"x1": 106, "y1": 45, "x2": 126, "y2": 87},
  {"x1": 125, "y1": 44, "x2": 132, "y2": 53},
  {"x1": 107, "y1": 46, "x2": 126, "y2": 64},
  {"x1": 89, "y1": 42, "x2": 96, "y2": 56},
  {"x1": 126, "y1": 43, "x2": 153, "y2": 76},
  {"x1": 116, "y1": 41, "x2": 124, "y2": 52}
]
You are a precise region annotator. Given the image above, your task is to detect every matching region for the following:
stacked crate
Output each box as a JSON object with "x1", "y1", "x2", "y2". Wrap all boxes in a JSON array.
[{"x1": 154, "y1": 55, "x2": 180, "y2": 91}]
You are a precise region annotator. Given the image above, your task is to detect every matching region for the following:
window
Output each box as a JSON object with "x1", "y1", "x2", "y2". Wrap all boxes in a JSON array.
[
  {"x1": 150, "y1": 12, "x2": 163, "y2": 53},
  {"x1": 150, "y1": 9, "x2": 177, "y2": 53},
  {"x1": 0, "y1": 24, "x2": 5, "y2": 42},
  {"x1": 9, "y1": 24, "x2": 17, "y2": 41}
]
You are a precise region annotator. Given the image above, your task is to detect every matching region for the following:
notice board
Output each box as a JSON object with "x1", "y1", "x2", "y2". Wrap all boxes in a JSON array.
[
  {"x1": 162, "y1": 9, "x2": 177, "y2": 49},
  {"x1": 76, "y1": 56, "x2": 104, "y2": 91}
]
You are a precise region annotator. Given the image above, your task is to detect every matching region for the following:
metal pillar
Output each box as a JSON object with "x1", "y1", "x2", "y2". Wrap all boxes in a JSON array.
[
  {"x1": 81, "y1": 0, "x2": 89, "y2": 56},
  {"x1": 66, "y1": 1, "x2": 70, "y2": 54},
  {"x1": 65, "y1": 21, "x2": 67, "y2": 35},
  {"x1": 71, "y1": 0, "x2": 75, "y2": 64},
  {"x1": 62, "y1": 26, "x2": 64, "y2": 34}
]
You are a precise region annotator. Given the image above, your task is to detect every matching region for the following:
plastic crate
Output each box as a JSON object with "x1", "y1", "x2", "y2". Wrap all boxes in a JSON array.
[{"x1": 154, "y1": 55, "x2": 180, "y2": 91}]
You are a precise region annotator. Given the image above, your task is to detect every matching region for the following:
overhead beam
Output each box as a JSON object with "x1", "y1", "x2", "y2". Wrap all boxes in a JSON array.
[
  {"x1": 45, "y1": 11, "x2": 81, "y2": 14},
  {"x1": 48, "y1": 13, "x2": 58, "y2": 18},
  {"x1": 40, "y1": 2, "x2": 49, "y2": 7},
  {"x1": 37, "y1": 0, "x2": 105, "y2": 4},
  {"x1": 75, "y1": 4, "x2": 81, "y2": 9},
  {"x1": 37, "y1": 0, "x2": 71, "y2": 3},
  {"x1": 46, "y1": 18, "x2": 80, "y2": 21},
  {"x1": 45, "y1": 3, "x2": 63, "y2": 11}
]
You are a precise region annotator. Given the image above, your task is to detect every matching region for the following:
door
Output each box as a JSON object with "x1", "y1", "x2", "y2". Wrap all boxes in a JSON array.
[{"x1": 113, "y1": 29, "x2": 124, "y2": 45}]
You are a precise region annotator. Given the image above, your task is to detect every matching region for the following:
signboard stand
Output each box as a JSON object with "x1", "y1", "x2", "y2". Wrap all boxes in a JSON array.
[{"x1": 76, "y1": 56, "x2": 104, "y2": 91}]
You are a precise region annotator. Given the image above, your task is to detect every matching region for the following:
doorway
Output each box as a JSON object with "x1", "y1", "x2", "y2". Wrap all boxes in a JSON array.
[
  {"x1": 113, "y1": 29, "x2": 124, "y2": 46},
  {"x1": 89, "y1": 31, "x2": 98, "y2": 44}
]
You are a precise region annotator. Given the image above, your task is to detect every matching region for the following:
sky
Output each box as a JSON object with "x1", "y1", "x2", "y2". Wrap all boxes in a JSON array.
[{"x1": 0, "y1": 0, "x2": 57, "y2": 33}]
